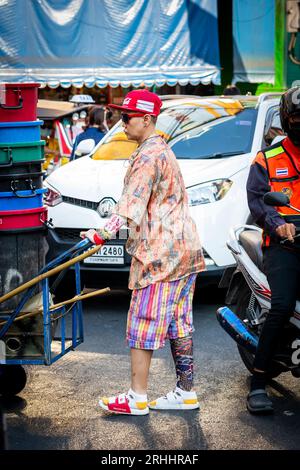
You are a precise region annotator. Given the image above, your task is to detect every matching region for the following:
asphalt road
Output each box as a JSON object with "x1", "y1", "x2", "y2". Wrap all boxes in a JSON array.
[{"x1": 2, "y1": 287, "x2": 300, "y2": 450}]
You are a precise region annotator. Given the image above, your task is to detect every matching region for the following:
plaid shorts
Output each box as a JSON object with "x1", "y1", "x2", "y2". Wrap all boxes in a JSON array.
[{"x1": 126, "y1": 273, "x2": 197, "y2": 350}]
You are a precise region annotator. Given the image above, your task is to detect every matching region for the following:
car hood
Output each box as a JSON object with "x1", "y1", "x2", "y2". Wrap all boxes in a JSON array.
[
  {"x1": 177, "y1": 156, "x2": 250, "y2": 187},
  {"x1": 46, "y1": 153, "x2": 251, "y2": 202}
]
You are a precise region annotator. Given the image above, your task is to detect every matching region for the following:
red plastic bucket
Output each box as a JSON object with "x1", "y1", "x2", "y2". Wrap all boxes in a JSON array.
[
  {"x1": 0, "y1": 83, "x2": 40, "y2": 122},
  {"x1": 0, "y1": 206, "x2": 47, "y2": 231}
]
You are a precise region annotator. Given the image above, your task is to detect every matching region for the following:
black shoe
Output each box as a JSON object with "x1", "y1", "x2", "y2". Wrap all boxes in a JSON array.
[{"x1": 247, "y1": 389, "x2": 274, "y2": 414}]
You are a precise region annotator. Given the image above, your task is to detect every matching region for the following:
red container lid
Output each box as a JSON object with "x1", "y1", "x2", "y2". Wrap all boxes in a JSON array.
[
  {"x1": 0, "y1": 206, "x2": 47, "y2": 230},
  {"x1": 0, "y1": 206, "x2": 46, "y2": 216},
  {"x1": 3, "y1": 83, "x2": 40, "y2": 88}
]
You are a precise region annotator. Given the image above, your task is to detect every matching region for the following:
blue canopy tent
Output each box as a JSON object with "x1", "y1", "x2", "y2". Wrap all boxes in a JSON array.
[
  {"x1": 232, "y1": 0, "x2": 275, "y2": 84},
  {"x1": 0, "y1": 0, "x2": 221, "y2": 88}
]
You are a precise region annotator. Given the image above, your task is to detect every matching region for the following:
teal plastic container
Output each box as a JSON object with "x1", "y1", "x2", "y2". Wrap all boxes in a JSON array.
[{"x1": 0, "y1": 141, "x2": 45, "y2": 166}]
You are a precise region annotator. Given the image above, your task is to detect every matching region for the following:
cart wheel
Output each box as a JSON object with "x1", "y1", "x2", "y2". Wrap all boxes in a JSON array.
[{"x1": 0, "y1": 365, "x2": 27, "y2": 397}]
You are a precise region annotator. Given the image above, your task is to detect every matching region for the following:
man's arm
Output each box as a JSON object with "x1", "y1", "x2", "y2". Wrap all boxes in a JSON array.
[
  {"x1": 81, "y1": 152, "x2": 160, "y2": 244},
  {"x1": 114, "y1": 152, "x2": 160, "y2": 226},
  {"x1": 80, "y1": 214, "x2": 127, "y2": 245}
]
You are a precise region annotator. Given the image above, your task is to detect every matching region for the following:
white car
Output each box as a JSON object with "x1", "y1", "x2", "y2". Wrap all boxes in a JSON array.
[{"x1": 44, "y1": 93, "x2": 282, "y2": 285}]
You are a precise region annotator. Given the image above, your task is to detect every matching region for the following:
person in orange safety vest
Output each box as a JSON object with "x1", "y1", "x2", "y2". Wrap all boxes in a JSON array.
[{"x1": 246, "y1": 87, "x2": 300, "y2": 414}]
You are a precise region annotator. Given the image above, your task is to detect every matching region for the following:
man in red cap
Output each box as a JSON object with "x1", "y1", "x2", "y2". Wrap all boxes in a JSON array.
[{"x1": 81, "y1": 89, "x2": 205, "y2": 415}]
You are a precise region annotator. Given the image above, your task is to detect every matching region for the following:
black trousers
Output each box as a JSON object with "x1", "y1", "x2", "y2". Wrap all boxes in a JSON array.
[{"x1": 253, "y1": 244, "x2": 300, "y2": 372}]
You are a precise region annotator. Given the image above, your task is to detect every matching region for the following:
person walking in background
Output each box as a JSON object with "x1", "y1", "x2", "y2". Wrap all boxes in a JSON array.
[
  {"x1": 80, "y1": 89, "x2": 205, "y2": 415},
  {"x1": 70, "y1": 106, "x2": 108, "y2": 160}
]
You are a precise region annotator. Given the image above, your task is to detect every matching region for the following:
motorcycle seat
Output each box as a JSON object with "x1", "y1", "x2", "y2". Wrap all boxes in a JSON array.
[{"x1": 239, "y1": 230, "x2": 264, "y2": 273}]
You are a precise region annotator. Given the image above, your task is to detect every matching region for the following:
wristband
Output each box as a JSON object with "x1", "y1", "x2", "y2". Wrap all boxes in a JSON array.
[{"x1": 93, "y1": 231, "x2": 105, "y2": 245}]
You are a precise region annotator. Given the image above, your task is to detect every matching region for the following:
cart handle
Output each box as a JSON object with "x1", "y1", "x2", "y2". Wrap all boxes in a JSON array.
[{"x1": 43, "y1": 237, "x2": 93, "y2": 272}]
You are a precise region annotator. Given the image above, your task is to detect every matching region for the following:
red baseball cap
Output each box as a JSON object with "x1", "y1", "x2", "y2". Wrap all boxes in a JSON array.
[{"x1": 108, "y1": 89, "x2": 162, "y2": 116}]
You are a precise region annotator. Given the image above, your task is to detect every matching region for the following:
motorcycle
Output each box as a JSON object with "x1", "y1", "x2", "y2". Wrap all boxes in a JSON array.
[{"x1": 217, "y1": 191, "x2": 300, "y2": 378}]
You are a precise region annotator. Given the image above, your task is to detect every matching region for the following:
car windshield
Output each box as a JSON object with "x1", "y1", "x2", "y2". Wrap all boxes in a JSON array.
[{"x1": 92, "y1": 99, "x2": 257, "y2": 161}]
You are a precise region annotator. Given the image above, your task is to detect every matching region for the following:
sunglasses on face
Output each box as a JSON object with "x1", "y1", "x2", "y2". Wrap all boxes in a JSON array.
[{"x1": 121, "y1": 113, "x2": 146, "y2": 124}]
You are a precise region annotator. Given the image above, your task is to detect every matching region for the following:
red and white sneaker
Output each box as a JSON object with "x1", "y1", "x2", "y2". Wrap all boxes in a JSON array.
[{"x1": 98, "y1": 391, "x2": 149, "y2": 415}]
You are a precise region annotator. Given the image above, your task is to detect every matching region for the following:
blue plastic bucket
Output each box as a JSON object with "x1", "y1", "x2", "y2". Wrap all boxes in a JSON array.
[
  {"x1": 0, "y1": 120, "x2": 43, "y2": 143},
  {"x1": 0, "y1": 187, "x2": 48, "y2": 211}
]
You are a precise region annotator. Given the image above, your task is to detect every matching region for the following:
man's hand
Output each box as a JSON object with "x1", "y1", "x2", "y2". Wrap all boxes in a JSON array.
[
  {"x1": 275, "y1": 223, "x2": 296, "y2": 242},
  {"x1": 80, "y1": 229, "x2": 105, "y2": 246}
]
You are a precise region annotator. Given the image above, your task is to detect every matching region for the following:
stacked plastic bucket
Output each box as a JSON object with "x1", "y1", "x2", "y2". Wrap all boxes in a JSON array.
[
  {"x1": 0, "y1": 83, "x2": 48, "y2": 327},
  {"x1": 0, "y1": 84, "x2": 47, "y2": 230}
]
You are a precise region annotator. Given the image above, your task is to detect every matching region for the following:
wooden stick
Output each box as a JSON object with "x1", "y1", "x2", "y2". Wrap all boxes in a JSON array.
[
  {"x1": 0, "y1": 287, "x2": 110, "y2": 326},
  {"x1": 0, "y1": 310, "x2": 42, "y2": 326},
  {"x1": 0, "y1": 244, "x2": 101, "y2": 305},
  {"x1": 49, "y1": 287, "x2": 110, "y2": 310}
]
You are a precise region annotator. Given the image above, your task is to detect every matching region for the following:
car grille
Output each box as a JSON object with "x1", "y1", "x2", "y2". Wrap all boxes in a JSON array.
[
  {"x1": 55, "y1": 227, "x2": 128, "y2": 242},
  {"x1": 62, "y1": 196, "x2": 98, "y2": 211},
  {"x1": 55, "y1": 227, "x2": 83, "y2": 242}
]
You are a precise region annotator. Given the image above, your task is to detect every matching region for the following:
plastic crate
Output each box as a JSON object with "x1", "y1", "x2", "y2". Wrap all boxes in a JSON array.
[
  {"x1": 0, "y1": 141, "x2": 45, "y2": 166},
  {"x1": 0, "y1": 120, "x2": 43, "y2": 143},
  {"x1": 0, "y1": 159, "x2": 44, "y2": 177},
  {"x1": 0, "y1": 171, "x2": 44, "y2": 191},
  {"x1": 0, "y1": 83, "x2": 40, "y2": 122},
  {"x1": 0, "y1": 206, "x2": 48, "y2": 231},
  {"x1": 0, "y1": 188, "x2": 47, "y2": 211}
]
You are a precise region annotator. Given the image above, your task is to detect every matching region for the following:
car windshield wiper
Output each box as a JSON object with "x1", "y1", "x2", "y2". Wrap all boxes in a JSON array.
[{"x1": 202, "y1": 151, "x2": 246, "y2": 159}]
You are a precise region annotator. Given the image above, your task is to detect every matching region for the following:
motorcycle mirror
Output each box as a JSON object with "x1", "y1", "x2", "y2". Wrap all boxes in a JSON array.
[{"x1": 263, "y1": 191, "x2": 290, "y2": 206}]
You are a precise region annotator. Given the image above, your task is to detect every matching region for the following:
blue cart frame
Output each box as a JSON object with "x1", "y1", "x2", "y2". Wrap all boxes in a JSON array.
[{"x1": 0, "y1": 238, "x2": 98, "y2": 366}]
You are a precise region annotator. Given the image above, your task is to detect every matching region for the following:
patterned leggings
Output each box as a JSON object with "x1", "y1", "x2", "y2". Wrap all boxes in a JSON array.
[{"x1": 170, "y1": 335, "x2": 194, "y2": 391}]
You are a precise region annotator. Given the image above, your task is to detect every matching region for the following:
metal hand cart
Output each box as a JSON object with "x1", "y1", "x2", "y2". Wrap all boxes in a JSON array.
[{"x1": 0, "y1": 238, "x2": 109, "y2": 396}]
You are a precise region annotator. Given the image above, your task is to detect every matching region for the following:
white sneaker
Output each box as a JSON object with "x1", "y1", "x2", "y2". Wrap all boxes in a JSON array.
[{"x1": 149, "y1": 388, "x2": 199, "y2": 410}]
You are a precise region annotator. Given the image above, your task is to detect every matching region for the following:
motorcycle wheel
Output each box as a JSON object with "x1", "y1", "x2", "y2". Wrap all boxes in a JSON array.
[{"x1": 235, "y1": 284, "x2": 283, "y2": 378}]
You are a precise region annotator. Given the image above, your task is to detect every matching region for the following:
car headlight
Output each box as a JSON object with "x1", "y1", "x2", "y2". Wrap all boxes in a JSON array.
[
  {"x1": 187, "y1": 179, "x2": 233, "y2": 206},
  {"x1": 44, "y1": 185, "x2": 62, "y2": 207}
]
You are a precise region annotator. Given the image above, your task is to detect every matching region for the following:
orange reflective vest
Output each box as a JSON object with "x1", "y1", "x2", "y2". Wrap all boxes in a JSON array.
[{"x1": 257, "y1": 142, "x2": 300, "y2": 246}]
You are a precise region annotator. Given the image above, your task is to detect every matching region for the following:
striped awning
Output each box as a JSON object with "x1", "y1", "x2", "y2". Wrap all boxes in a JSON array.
[{"x1": 0, "y1": 0, "x2": 221, "y2": 88}]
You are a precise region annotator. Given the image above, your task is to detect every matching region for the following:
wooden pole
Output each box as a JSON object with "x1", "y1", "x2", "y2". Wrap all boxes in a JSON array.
[
  {"x1": 0, "y1": 244, "x2": 102, "y2": 305},
  {"x1": 49, "y1": 287, "x2": 110, "y2": 310},
  {"x1": 0, "y1": 287, "x2": 110, "y2": 326}
]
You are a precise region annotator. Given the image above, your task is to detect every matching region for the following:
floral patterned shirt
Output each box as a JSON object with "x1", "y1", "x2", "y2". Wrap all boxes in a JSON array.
[{"x1": 114, "y1": 134, "x2": 205, "y2": 289}]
